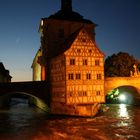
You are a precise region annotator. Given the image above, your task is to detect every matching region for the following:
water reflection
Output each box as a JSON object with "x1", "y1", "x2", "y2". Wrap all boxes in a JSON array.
[
  {"x1": 0, "y1": 98, "x2": 47, "y2": 140},
  {"x1": 119, "y1": 104, "x2": 129, "y2": 118},
  {"x1": 0, "y1": 102, "x2": 140, "y2": 140},
  {"x1": 10, "y1": 97, "x2": 28, "y2": 106}
]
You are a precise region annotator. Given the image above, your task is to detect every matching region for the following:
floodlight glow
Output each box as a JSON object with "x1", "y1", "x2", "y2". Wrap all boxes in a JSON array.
[{"x1": 119, "y1": 94, "x2": 126, "y2": 101}]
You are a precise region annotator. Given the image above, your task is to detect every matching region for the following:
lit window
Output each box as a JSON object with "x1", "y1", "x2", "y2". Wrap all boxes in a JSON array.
[
  {"x1": 70, "y1": 59, "x2": 75, "y2": 65},
  {"x1": 96, "y1": 91, "x2": 100, "y2": 96},
  {"x1": 68, "y1": 73, "x2": 74, "y2": 80},
  {"x1": 41, "y1": 20, "x2": 43, "y2": 26},
  {"x1": 76, "y1": 73, "x2": 81, "y2": 80},
  {"x1": 86, "y1": 73, "x2": 91, "y2": 80},
  {"x1": 83, "y1": 59, "x2": 87, "y2": 65},
  {"x1": 97, "y1": 74, "x2": 102, "y2": 80},
  {"x1": 95, "y1": 60, "x2": 100, "y2": 66}
]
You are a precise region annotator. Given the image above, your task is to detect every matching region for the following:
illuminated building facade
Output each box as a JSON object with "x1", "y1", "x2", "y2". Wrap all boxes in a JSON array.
[{"x1": 32, "y1": 0, "x2": 105, "y2": 116}]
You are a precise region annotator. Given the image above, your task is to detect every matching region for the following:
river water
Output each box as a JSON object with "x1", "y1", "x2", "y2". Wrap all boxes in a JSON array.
[{"x1": 0, "y1": 99, "x2": 140, "y2": 140}]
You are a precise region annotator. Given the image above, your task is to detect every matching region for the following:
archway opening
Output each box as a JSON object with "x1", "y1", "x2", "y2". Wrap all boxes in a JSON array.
[
  {"x1": 106, "y1": 86, "x2": 140, "y2": 105},
  {"x1": 9, "y1": 93, "x2": 29, "y2": 107},
  {"x1": 1, "y1": 92, "x2": 49, "y2": 112}
]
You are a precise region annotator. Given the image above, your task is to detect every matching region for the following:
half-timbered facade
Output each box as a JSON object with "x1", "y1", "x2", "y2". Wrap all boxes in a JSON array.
[
  {"x1": 65, "y1": 29, "x2": 104, "y2": 104},
  {"x1": 32, "y1": 0, "x2": 105, "y2": 116}
]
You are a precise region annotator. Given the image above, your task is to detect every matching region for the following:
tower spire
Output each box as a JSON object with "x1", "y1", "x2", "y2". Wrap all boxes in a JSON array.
[{"x1": 61, "y1": 0, "x2": 72, "y2": 12}]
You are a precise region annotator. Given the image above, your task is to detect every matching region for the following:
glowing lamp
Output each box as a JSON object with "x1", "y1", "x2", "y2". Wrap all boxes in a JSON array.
[{"x1": 119, "y1": 94, "x2": 126, "y2": 101}]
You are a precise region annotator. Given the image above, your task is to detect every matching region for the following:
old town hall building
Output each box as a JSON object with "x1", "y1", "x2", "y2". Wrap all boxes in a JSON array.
[{"x1": 32, "y1": 0, "x2": 105, "y2": 116}]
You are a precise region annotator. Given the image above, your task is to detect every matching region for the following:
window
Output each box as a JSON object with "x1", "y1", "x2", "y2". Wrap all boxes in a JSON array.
[
  {"x1": 96, "y1": 91, "x2": 100, "y2": 96},
  {"x1": 82, "y1": 30, "x2": 85, "y2": 34},
  {"x1": 82, "y1": 38, "x2": 86, "y2": 42},
  {"x1": 89, "y1": 49, "x2": 92, "y2": 53},
  {"x1": 68, "y1": 73, "x2": 74, "y2": 80},
  {"x1": 76, "y1": 73, "x2": 81, "y2": 80},
  {"x1": 83, "y1": 91, "x2": 87, "y2": 96},
  {"x1": 78, "y1": 91, "x2": 87, "y2": 96},
  {"x1": 95, "y1": 59, "x2": 100, "y2": 66},
  {"x1": 41, "y1": 20, "x2": 43, "y2": 26},
  {"x1": 69, "y1": 91, "x2": 73, "y2": 97},
  {"x1": 78, "y1": 91, "x2": 83, "y2": 96},
  {"x1": 70, "y1": 59, "x2": 75, "y2": 65},
  {"x1": 77, "y1": 49, "x2": 81, "y2": 53},
  {"x1": 97, "y1": 74, "x2": 102, "y2": 80},
  {"x1": 83, "y1": 59, "x2": 87, "y2": 65},
  {"x1": 86, "y1": 73, "x2": 91, "y2": 80}
]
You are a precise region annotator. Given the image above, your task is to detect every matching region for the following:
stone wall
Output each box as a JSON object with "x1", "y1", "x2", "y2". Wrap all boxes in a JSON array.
[{"x1": 105, "y1": 77, "x2": 140, "y2": 95}]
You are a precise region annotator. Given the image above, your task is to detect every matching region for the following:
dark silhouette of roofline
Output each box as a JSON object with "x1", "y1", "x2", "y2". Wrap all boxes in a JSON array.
[
  {"x1": 42, "y1": 0, "x2": 97, "y2": 25},
  {"x1": 0, "y1": 62, "x2": 12, "y2": 78}
]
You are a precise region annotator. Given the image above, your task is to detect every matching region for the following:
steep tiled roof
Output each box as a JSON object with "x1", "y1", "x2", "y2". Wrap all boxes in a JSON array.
[
  {"x1": 48, "y1": 10, "x2": 94, "y2": 24},
  {"x1": 50, "y1": 27, "x2": 82, "y2": 58},
  {"x1": 50, "y1": 27, "x2": 104, "y2": 58}
]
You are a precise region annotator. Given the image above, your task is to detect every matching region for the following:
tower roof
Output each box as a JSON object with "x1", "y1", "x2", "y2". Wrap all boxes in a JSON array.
[
  {"x1": 61, "y1": 0, "x2": 72, "y2": 12},
  {"x1": 47, "y1": 0, "x2": 95, "y2": 24},
  {"x1": 49, "y1": 27, "x2": 104, "y2": 58}
]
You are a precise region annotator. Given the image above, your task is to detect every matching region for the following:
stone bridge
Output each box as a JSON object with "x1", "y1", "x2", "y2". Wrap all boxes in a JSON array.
[
  {"x1": 0, "y1": 81, "x2": 49, "y2": 111},
  {"x1": 105, "y1": 77, "x2": 140, "y2": 96},
  {"x1": 0, "y1": 77, "x2": 140, "y2": 109}
]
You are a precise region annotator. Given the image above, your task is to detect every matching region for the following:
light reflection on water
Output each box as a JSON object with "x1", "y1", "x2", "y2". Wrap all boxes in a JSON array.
[
  {"x1": 0, "y1": 99, "x2": 140, "y2": 140},
  {"x1": 119, "y1": 104, "x2": 129, "y2": 118}
]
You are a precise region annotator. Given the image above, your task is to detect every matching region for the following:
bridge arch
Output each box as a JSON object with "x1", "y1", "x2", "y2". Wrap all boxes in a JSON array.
[
  {"x1": 0, "y1": 91, "x2": 49, "y2": 112},
  {"x1": 105, "y1": 77, "x2": 140, "y2": 95},
  {"x1": 106, "y1": 85, "x2": 140, "y2": 104}
]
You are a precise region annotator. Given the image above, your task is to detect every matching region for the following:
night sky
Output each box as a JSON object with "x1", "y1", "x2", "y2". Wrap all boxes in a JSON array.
[{"x1": 0, "y1": 0, "x2": 139, "y2": 82}]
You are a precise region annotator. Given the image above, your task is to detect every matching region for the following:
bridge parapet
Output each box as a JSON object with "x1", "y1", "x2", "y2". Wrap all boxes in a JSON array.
[
  {"x1": 0, "y1": 81, "x2": 50, "y2": 111},
  {"x1": 0, "y1": 81, "x2": 50, "y2": 110},
  {"x1": 0, "y1": 81, "x2": 48, "y2": 97},
  {"x1": 105, "y1": 77, "x2": 140, "y2": 95}
]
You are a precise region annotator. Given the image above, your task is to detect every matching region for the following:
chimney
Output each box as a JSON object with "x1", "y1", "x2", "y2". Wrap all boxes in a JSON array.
[{"x1": 61, "y1": 0, "x2": 72, "y2": 12}]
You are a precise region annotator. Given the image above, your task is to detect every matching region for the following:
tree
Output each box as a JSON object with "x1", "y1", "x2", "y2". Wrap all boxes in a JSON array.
[{"x1": 105, "y1": 52, "x2": 139, "y2": 77}]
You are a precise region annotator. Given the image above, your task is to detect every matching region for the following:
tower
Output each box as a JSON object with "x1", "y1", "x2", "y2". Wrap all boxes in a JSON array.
[
  {"x1": 61, "y1": 0, "x2": 72, "y2": 12},
  {"x1": 32, "y1": 0, "x2": 105, "y2": 116}
]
